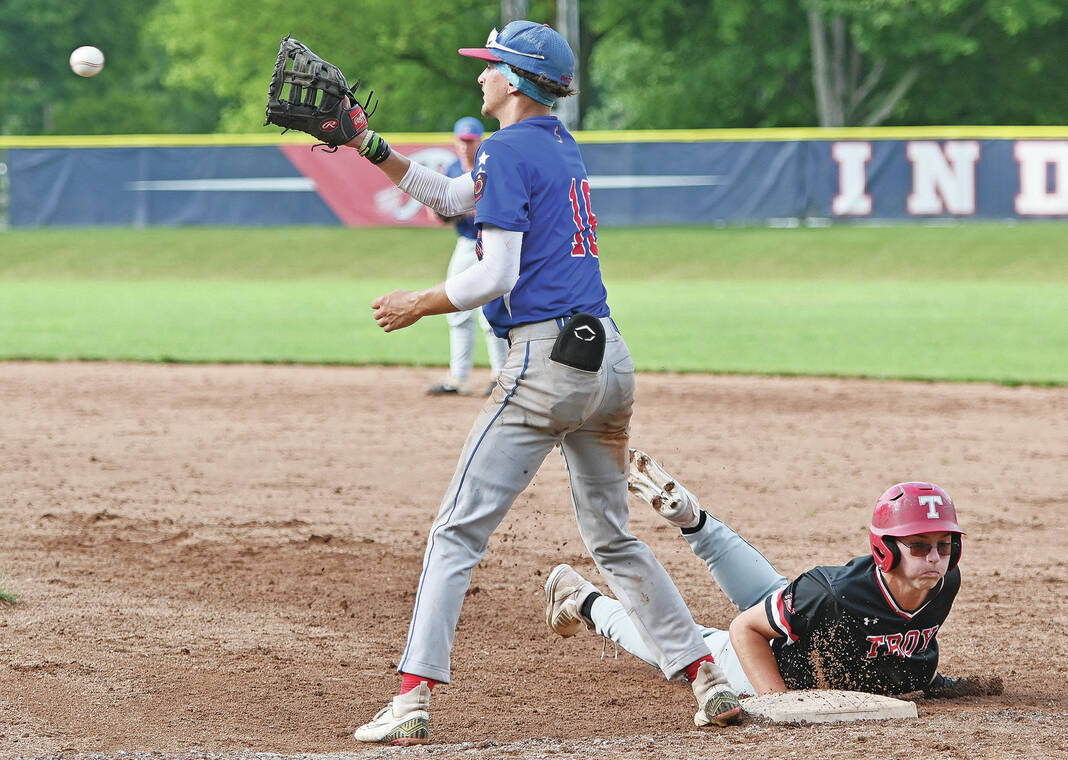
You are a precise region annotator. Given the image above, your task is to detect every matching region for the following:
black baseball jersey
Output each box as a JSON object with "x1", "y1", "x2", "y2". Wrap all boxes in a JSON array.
[{"x1": 764, "y1": 555, "x2": 960, "y2": 695}]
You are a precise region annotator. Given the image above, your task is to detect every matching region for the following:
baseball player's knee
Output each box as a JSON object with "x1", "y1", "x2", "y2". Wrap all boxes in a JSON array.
[
  {"x1": 432, "y1": 523, "x2": 491, "y2": 567},
  {"x1": 587, "y1": 532, "x2": 645, "y2": 566}
]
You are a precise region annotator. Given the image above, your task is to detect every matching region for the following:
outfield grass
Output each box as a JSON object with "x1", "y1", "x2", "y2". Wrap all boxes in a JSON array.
[
  {"x1": 2, "y1": 224, "x2": 1066, "y2": 280},
  {"x1": 1, "y1": 225, "x2": 1065, "y2": 384}
]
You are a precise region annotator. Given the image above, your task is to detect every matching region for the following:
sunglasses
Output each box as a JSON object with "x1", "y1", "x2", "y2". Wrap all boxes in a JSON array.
[
  {"x1": 900, "y1": 540, "x2": 954, "y2": 558},
  {"x1": 485, "y1": 28, "x2": 546, "y2": 60}
]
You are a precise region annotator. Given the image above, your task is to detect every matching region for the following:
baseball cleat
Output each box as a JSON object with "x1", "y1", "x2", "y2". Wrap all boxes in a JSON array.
[
  {"x1": 544, "y1": 563, "x2": 598, "y2": 637},
  {"x1": 691, "y1": 661, "x2": 742, "y2": 727},
  {"x1": 353, "y1": 682, "x2": 431, "y2": 745},
  {"x1": 697, "y1": 687, "x2": 743, "y2": 727},
  {"x1": 426, "y1": 379, "x2": 464, "y2": 395},
  {"x1": 627, "y1": 449, "x2": 702, "y2": 529}
]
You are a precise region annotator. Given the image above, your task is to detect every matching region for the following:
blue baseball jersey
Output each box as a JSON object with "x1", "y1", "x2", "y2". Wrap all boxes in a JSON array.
[
  {"x1": 471, "y1": 116, "x2": 608, "y2": 337},
  {"x1": 445, "y1": 158, "x2": 478, "y2": 240}
]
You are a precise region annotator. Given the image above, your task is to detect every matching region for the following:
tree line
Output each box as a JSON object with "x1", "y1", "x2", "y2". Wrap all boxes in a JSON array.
[{"x1": 2, "y1": 0, "x2": 1064, "y2": 136}]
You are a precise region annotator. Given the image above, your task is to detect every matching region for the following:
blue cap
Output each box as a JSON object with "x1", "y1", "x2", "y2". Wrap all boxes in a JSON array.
[
  {"x1": 458, "y1": 20, "x2": 575, "y2": 88},
  {"x1": 453, "y1": 116, "x2": 484, "y2": 141}
]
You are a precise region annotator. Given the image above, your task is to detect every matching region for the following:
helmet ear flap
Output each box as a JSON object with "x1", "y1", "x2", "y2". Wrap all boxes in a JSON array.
[
  {"x1": 948, "y1": 534, "x2": 962, "y2": 571},
  {"x1": 883, "y1": 537, "x2": 902, "y2": 571},
  {"x1": 870, "y1": 532, "x2": 901, "y2": 572}
]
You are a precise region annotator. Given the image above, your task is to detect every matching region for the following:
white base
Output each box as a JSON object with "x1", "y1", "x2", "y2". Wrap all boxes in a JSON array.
[{"x1": 742, "y1": 690, "x2": 918, "y2": 723}]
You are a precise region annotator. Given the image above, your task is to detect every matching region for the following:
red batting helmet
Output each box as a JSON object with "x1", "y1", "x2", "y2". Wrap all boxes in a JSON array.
[{"x1": 869, "y1": 482, "x2": 964, "y2": 572}]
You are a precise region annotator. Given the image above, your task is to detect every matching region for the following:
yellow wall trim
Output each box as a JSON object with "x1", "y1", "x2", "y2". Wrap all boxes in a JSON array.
[{"x1": 2, "y1": 126, "x2": 1067, "y2": 149}]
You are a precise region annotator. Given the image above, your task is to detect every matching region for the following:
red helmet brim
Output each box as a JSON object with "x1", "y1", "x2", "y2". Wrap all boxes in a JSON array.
[{"x1": 870, "y1": 519, "x2": 965, "y2": 538}]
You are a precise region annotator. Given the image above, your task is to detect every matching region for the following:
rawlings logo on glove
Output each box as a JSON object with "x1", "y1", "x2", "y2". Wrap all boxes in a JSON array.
[
  {"x1": 264, "y1": 36, "x2": 378, "y2": 151},
  {"x1": 349, "y1": 108, "x2": 369, "y2": 133}
]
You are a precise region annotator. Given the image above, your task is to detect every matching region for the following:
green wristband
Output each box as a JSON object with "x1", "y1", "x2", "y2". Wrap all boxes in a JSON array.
[{"x1": 358, "y1": 130, "x2": 392, "y2": 165}]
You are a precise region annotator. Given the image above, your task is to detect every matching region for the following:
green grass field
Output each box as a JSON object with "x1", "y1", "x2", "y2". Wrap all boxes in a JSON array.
[{"x1": 1, "y1": 225, "x2": 1065, "y2": 384}]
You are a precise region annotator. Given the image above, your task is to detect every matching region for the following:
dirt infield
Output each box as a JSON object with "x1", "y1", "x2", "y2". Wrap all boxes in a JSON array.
[{"x1": 1, "y1": 362, "x2": 1065, "y2": 759}]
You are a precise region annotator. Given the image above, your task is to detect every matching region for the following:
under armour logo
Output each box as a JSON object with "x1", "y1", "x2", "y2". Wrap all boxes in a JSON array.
[{"x1": 574, "y1": 325, "x2": 597, "y2": 341}]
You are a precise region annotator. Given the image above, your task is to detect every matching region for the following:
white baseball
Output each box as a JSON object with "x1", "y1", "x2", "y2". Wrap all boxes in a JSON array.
[{"x1": 70, "y1": 46, "x2": 105, "y2": 77}]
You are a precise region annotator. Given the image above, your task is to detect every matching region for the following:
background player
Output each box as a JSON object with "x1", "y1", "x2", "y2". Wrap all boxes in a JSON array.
[
  {"x1": 426, "y1": 116, "x2": 509, "y2": 397},
  {"x1": 546, "y1": 450, "x2": 995, "y2": 699},
  {"x1": 333, "y1": 20, "x2": 742, "y2": 745}
]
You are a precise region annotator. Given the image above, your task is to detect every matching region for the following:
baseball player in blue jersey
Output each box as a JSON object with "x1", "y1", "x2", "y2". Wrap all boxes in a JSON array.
[
  {"x1": 545, "y1": 449, "x2": 997, "y2": 700},
  {"x1": 426, "y1": 117, "x2": 509, "y2": 396},
  {"x1": 338, "y1": 20, "x2": 742, "y2": 745}
]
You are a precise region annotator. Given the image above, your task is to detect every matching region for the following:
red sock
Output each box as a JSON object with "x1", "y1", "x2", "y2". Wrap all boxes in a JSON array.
[
  {"x1": 683, "y1": 654, "x2": 715, "y2": 683},
  {"x1": 400, "y1": 672, "x2": 438, "y2": 694}
]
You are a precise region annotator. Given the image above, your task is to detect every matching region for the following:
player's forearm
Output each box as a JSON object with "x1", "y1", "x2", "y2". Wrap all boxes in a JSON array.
[
  {"x1": 402, "y1": 283, "x2": 458, "y2": 319},
  {"x1": 371, "y1": 283, "x2": 459, "y2": 333},
  {"x1": 729, "y1": 616, "x2": 788, "y2": 695},
  {"x1": 370, "y1": 150, "x2": 412, "y2": 186},
  {"x1": 736, "y1": 640, "x2": 787, "y2": 695},
  {"x1": 340, "y1": 128, "x2": 409, "y2": 184}
]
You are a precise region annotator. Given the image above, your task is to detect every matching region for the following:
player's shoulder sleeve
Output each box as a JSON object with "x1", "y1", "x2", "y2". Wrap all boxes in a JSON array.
[
  {"x1": 765, "y1": 567, "x2": 837, "y2": 643},
  {"x1": 473, "y1": 135, "x2": 533, "y2": 232}
]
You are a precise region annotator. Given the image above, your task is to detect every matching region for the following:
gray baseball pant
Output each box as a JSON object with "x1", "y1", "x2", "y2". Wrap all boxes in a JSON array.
[
  {"x1": 587, "y1": 514, "x2": 788, "y2": 695},
  {"x1": 398, "y1": 317, "x2": 712, "y2": 683}
]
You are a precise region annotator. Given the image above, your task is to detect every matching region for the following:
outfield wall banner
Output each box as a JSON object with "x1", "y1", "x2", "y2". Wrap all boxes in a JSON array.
[
  {"x1": 6, "y1": 134, "x2": 1067, "y2": 227},
  {"x1": 6, "y1": 144, "x2": 457, "y2": 228}
]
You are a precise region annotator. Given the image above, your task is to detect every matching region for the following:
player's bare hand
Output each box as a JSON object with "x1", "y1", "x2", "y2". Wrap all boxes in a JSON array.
[{"x1": 372, "y1": 290, "x2": 422, "y2": 332}]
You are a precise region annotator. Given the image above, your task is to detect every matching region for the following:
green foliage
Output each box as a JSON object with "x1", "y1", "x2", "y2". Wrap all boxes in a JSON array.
[
  {"x1": 0, "y1": 0, "x2": 82, "y2": 132},
  {"x1": 583, "y1": 0, "x2": 811, "y2": 128},
  {"x1": 149, "y1": 0, "x2": 499, "y2": 134},
  {"x1": 899, "y1": 9, "x2": 1068, "y2": 124},
  {"x1": 801, "y1": 0, "x2": 1068, "y2": 125},
  {"x1": 0, "y1": 0, "x2": 1065, "y2": 133},
  {"x1": 584, "y1": 0, "x2": 1067, "y2": 127},
  {"x1": 0, "y1": 0, "x2": 225, "y2": 134}
]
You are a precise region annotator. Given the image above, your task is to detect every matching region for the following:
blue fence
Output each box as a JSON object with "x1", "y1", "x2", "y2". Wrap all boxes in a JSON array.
[{"x1": 4, "y1": 129, "x2": 1067, "y2": 227}]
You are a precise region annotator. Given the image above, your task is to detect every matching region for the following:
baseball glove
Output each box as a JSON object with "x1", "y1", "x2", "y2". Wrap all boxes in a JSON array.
[{"x1": 264, "y1": 36, "x2": 377, "y2": 151}]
